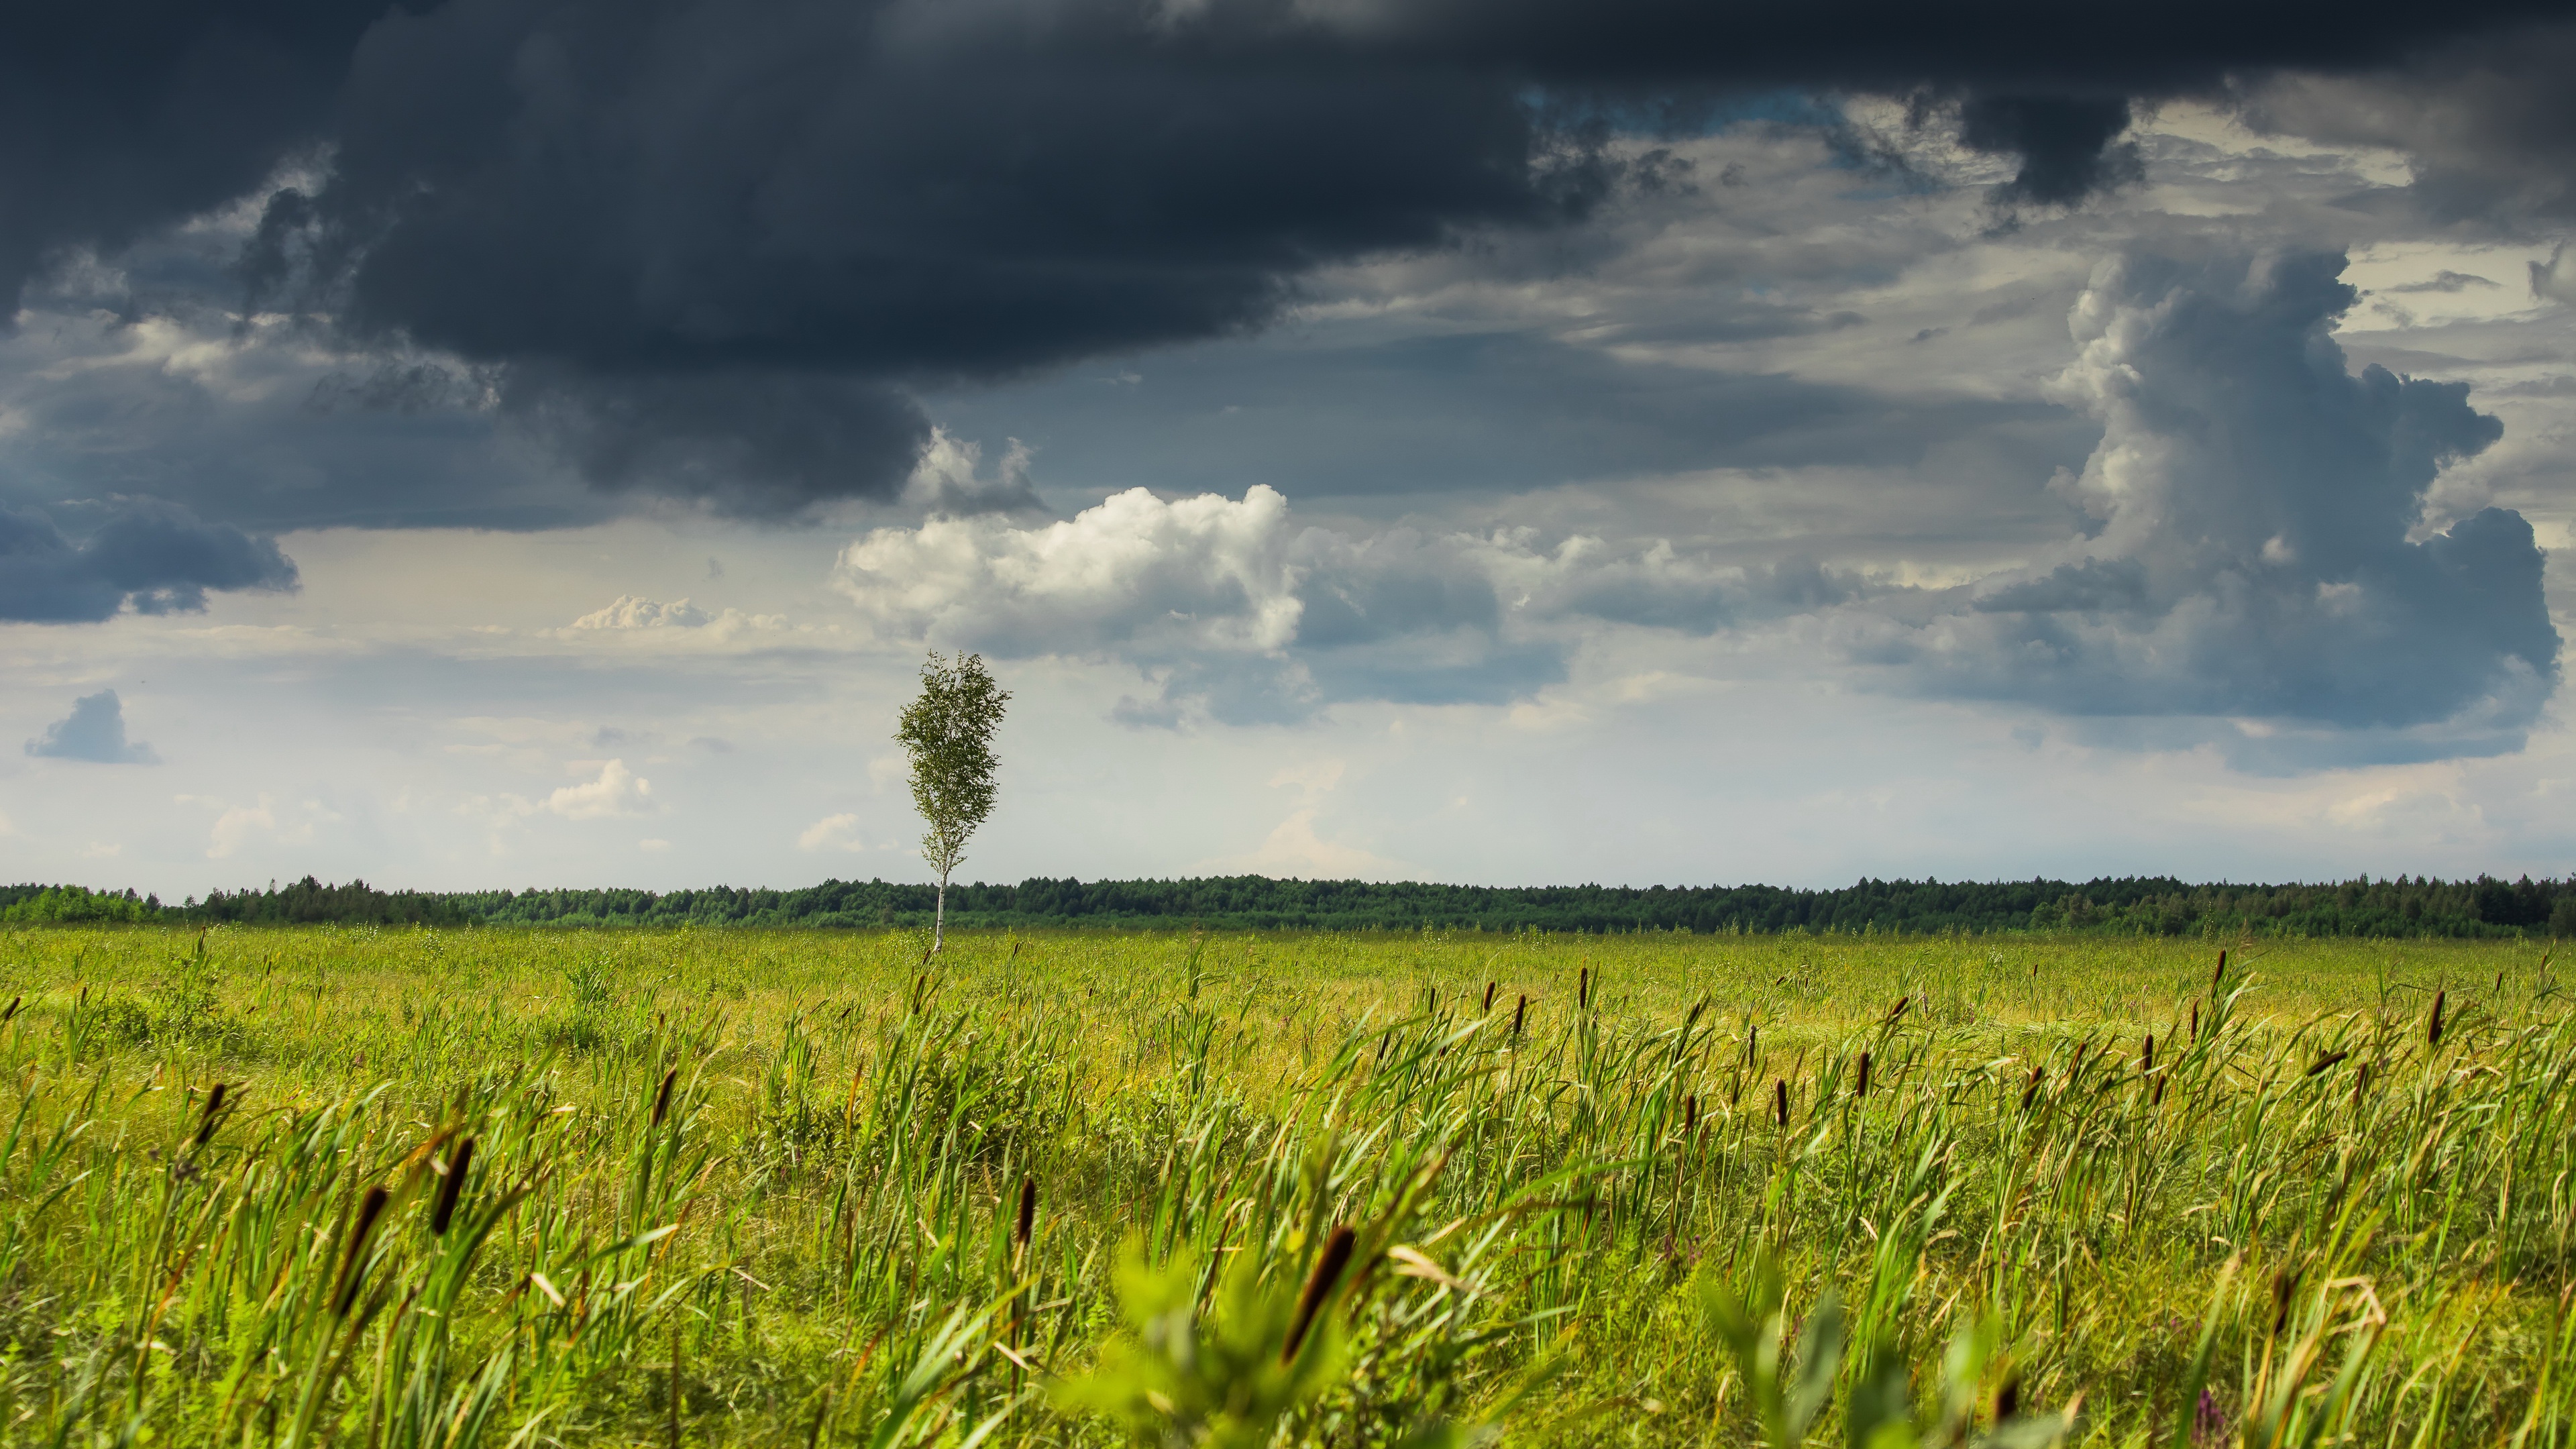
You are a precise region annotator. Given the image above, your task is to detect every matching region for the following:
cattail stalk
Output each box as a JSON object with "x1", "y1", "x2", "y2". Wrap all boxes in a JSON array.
[
  {"x1": 1578, "y1": 967, "x2": 1589, "y2": 1010},
  {"x1": 1481, "y1": 981, "x2": 1495, "y2": 1014},
  {"x1": 2213, "y1": 949, "x2": 2227, "y2": 992},
  {"x1": 651, "y1": 1068, "x2": 678, "y2": 1127},
  {"x1": 1855, "y1": 1051, "x2": 1871, "y2": 1099},
  {"x1": 1283, "y1": 1226, "x2": 1356, "y2": 1362},
  {"x1": 1511, "y1": 994, "x2": 1527, "y2": 1037},
  {"x1": 1773, "y1": 1078, "x2": 1789, "y2": 1127}
]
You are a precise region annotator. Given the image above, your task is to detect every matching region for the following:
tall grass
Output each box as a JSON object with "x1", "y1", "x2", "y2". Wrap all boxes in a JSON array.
[{"x1": 0, "y1": 924, "x2": 2566, "y2": 1445}]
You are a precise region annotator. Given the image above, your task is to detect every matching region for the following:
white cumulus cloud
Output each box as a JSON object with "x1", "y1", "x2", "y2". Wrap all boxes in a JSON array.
[{"x1": 544, "y1": 759, "x2": 655, "y2": 819}]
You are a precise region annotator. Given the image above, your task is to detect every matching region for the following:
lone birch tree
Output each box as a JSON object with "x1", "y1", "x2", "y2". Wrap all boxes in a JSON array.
[{"x1": 896, "y1": 650, "x2": 1009, "y2": 953}]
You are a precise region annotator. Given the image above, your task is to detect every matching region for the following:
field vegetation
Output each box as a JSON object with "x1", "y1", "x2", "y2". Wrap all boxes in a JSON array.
[{"x1": 0, "y1": 924, "x2": 2570, "y2": 1446}]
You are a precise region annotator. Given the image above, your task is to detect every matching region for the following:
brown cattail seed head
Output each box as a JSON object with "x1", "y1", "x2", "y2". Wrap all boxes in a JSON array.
[
  {"x1": 651, "y1": 1068, "x2": 678, "y2": 1127},
  {"x1": 1578, "y1": 967, "x2": 1589, "y2": 1010},
  {"x1": 1684, "y1": 1095, "x2": 1697, "y2": 1133},
  {"x1": 1856, "y1": 1051, "x2": 1872, "y2": 1099},
  {"x1": 2022, "y1": 1065, "x2": 2043, "y2": 1110},
  {"x1": 1283, "y1": 1226, "x2": 1356, "y2": 1362},
  {"x1": 1015, "y1": 1175, "x2": 1036, "y2": 1252},
  {"x1": 1512, "y1": 994, "x2": 1526, "y2": 1036},
  {"x1": 2141, "y1": 1032, "x2": 2155, "y2": 1075},
  {"x1": 334, "y1": 1186, "x2": 392, "y2": 1316},
  {"x1": 1481, "y1": 981, "x2": 1495, "y2": 1014},
  {"x1": 2189, "y1": 1000, "x2": 2200, "y2": 1043},
  {"x1": 193, "y1": 1082, "x2": 229, "y2": 1148},
  {"x1": 2214, "y1": 950, "x2": 2227, "y2": 991},
  {"x1": 2428, "y1": 989, "x2": 2447, "y2": 1048},
  {"x1": 432, "y1": 1137, "x2": 476, "y2": 1235},
  {"x1": 1774, "y1": 1078, "x2": 1789, "y2": 1126}
]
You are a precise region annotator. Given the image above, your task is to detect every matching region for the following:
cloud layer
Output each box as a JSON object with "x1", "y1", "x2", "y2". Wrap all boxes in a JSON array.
[
  {"x1": 7, "y1": 1, "x2": 2569, "y2": 522},
  {"x1": 0, "y1": 500, "x2": 299, "y2": 623}
]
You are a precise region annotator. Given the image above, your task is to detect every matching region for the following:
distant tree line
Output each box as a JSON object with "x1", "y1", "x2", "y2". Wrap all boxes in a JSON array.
[{"x1": 7, "y1": 872, "x2": 2573, "y2": 937}]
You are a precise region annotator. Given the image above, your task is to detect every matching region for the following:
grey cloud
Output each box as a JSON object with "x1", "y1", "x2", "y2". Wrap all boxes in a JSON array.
[
  {"x1": 2383, "y1": 270, "x2": 2499, "y2": 294},
  {"x1": 25, "y1": 691, "x2": 160, "y2": 765},
  {"x1": 2241, "y1": 21, "x2": 2576, "y2": 223},
  {"x1": 2536, "y1": 245, "x2": 2576, "y2": 305},
  {"x1": 0, "y1": 500, "x2": 299, "y2": 623},
  {"x1": 1956, "y1": 94, "x2": 2143, "y2": 207},
  {"x1": 1876, "y1": 247, "x2": 2557, "y2": 758},
  {"x1": 496, "y1": 366, "x2": 934, "y2": 519}
]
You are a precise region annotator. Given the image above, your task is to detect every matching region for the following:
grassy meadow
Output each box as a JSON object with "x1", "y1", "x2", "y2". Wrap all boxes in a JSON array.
[{"x1": 0, "y1": 924, "x2": 2568, "y2": 1446}]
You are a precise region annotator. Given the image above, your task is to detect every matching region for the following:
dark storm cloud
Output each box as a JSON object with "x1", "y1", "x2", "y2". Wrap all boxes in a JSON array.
[
  {"x1": 2242, "y1": 19, "x2": 2576, "y2": 221},
  {"x1": 0, "y1": 2, "x2": 380, "y2": 317},
  {"x1": 1874, "y1": 248, "x2": 2559, "y2": 759},
  {"x1": 495, "y1": 367, "x2": 934, "y2": 518},
  {"x1": 0, "y1": 500, "x2": 299, "y2": 623},
  {"x1": 5, "y1": 0, "x2": 2567, "y2": 525},
  {"x1": 23, "y1": 691, "x2": 160, "y2": 765}
]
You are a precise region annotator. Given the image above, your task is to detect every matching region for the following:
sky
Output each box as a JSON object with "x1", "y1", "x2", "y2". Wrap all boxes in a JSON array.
[{"x1": 3, "y1": 1, "x2": 2575, "y2": 896}]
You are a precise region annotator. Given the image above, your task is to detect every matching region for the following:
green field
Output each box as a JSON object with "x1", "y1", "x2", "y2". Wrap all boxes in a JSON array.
[{"x1": 0, "y1": 925, "x2": 2567, "y2": 1446}]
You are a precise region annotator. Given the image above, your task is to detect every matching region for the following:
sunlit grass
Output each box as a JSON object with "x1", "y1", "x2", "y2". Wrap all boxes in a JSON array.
[{"x1": 0, "y1": 924, "x2": 2566, "y2": 1445}]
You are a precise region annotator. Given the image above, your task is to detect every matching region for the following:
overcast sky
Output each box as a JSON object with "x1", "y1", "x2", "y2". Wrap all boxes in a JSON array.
[{"x1": 4, "y1": 1, "x2": 2575, "y2": 895}]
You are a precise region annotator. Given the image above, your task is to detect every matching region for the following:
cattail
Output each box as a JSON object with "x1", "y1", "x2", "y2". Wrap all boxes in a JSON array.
[
  {"x1": 2428, "y1": 989, "x2": 2446, "y2": 1048},
  {"x1": 1014, "y1": 1175, "x2": 1036, "y2": 1257},
  {"x1": 333, "y1": 1186, "x2": 392, "y2": 1316},
  {"x1": 2188, "y1": 999, "x2": 2200, "y2": 1043},
  {"x1": 1746, "y1": 1024, "x2": 1758, "y2": 1066},
  {"x1": 1773, "y1": 1078, "x2": 1789, "y2": 1127},
  {"x1": 1684, "y1": 1095, "x2": 1698, "y2": 1134},
  {"x1": 1855, "y1": 1051, "x2": 1871, "y2": 1099},
  {"x1": 2353, "y1": 1061, "x2": 2369, "y2": 1110},
  {"x1": 1481, "y1": 981, "x2": 1496, "y2": 1014},
  {"x1": 2269, "y1": 1267, "x2": 2299, "y2": 1334},
  {"x1": 2140, "y1": 1032, "x2": 2154, "y2": 1076},
  {"x1": 2213, "y1": 950, "x2": 2227, "y2": 991},
  {"x1": 2022, "y1": 1065, "x2": 2043, "y2": 1111},
  {"x1": 1, "y1": 994, "x2": 19, "y2": 1024},
  {"x1": 1283, "y1": 1226, "x2": 1356, "y2": 1362},
  {"x1": 1578, "y1": 967, "x2": 1589, "y2": 1010},
  {"x1": 193, "y1": 1082, "x2": 229, "y2": 1148},
  {"x1": 2306, "y1": 1049, "x2": 2350, "y2": 1077},
  {"x1": 1996, "y1": 1373, "x2": 2021, "y2": 1422},
  {"x1": 651, "y1": 1068, "x2": 678, "y2": 1127},
  {"x1": 2151, "y1": 1074, "x2": 2166, "y2": 1107},
  {"x1": 1512, "y1": 994, "x2": 1527, "y2": 1036},
  {"x1": 431, "y1": 1138, "x2": 476, "y2": 1234},
  {"x1": 1888, "y1": 996, "x2": 1910, "y2": 1025}
]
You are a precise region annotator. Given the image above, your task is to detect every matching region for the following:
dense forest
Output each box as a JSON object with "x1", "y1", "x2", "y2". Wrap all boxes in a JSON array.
[{"x1": 5, "y1": 872, "x2": 2573, "y2": 937}]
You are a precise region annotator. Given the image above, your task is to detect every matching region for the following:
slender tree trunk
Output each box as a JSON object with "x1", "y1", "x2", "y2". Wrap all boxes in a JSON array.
[{"x1": 934, "y1": 866, "x2": 948, "y2": 953}]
